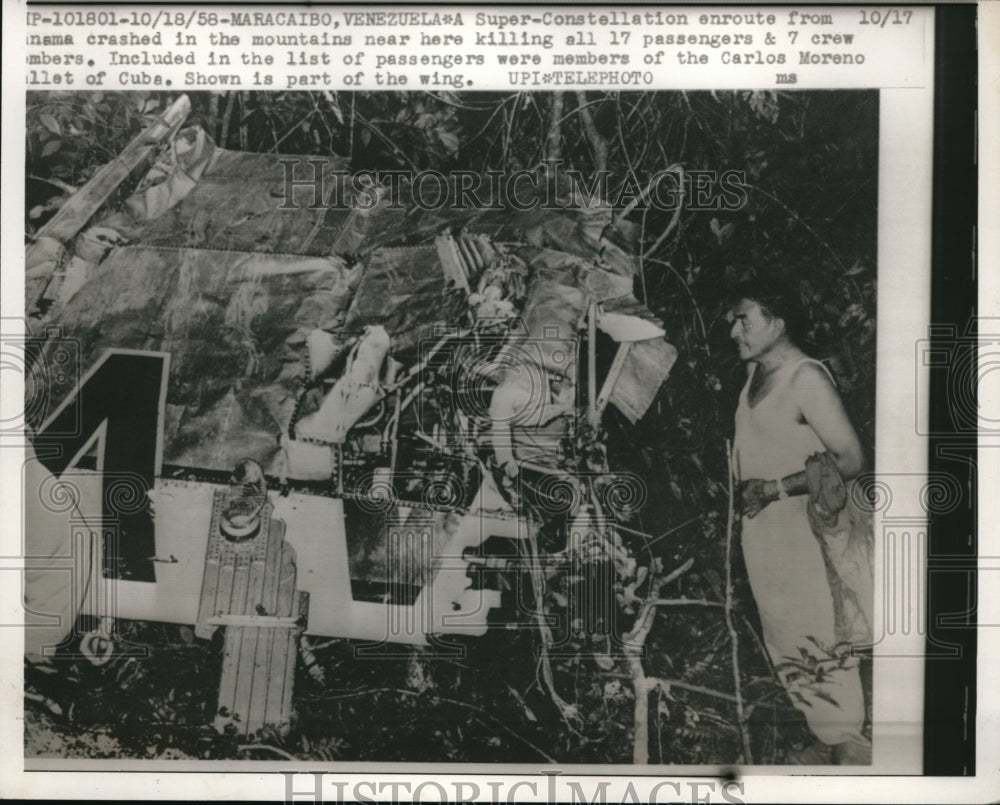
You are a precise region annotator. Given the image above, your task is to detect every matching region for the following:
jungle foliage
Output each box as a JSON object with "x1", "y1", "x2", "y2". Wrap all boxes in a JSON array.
[{"x1": 25, "y1": 89, "x2": 877, "y2": 764}]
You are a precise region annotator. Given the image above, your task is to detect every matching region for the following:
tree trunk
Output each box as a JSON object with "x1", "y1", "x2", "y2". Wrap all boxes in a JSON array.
[
  {"x1": 546, "y1": 92, "x2": 565, "y2": 165},
  {"x1": 575, "y1": 91, "x2": 608, "y2": 174},
  {"x1": 206, "y1": 94, "x2": 220, "y2": 141},
  {"x1": 220, "y1": 92, "x2": 237, "y2": 149}
]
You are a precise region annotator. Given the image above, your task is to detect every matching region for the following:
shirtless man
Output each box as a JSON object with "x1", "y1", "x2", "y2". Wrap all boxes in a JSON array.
[{"x1": 728, "y1": 282, "x2": 871, "y2": 764}]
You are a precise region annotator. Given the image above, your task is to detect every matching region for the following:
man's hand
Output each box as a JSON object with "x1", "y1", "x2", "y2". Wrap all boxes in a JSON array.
[{"x1": 741, "y1": 478, "x2": 779, "y2": 519}]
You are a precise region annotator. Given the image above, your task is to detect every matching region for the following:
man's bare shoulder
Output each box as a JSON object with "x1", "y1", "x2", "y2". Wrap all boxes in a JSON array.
[{"x1": 788, "y1": 359, "x2": 838, "y2": 397}]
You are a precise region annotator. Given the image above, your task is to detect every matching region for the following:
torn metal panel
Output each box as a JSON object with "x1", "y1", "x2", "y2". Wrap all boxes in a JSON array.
[
  {"x1": 597, "y1": 294, "x2": 666, "y2": 343},
  {"x1": 525, "y1": 207, "x2": 637, "y2": 280},
  {"x1": 597, "y1": 311, "x2": 665, "y2": 343},
  {"x1": 294, "y1": 326, "x2": 390, "y2": 444},
  {"x1": 329, "y1": 179, "x2": 487, "y2": 255},
  {"x1": 37, "y1": 245, "x2": 353, "y2": 472},
  {"x1": 24, "y1": 125, "x2": 682, "y2": 650},
  {"x1": 122, "y1": 126, "x2": 216, "y2": 224},
  {"x1": 524, "y1": 246, "x2": 634, "y2": 305},
  {"x1": 343, "y1": 244, "x2": 467, "y2": 356},
  {"x1": 513, "y1": 275, "x2": 586, "y2": 377},
  {"x1": 598, "y1": 292, "x2": 665, "y2": 329},
  {"x1": 23, "y1": 442, "x2": 99, "y2": 662},
  {"x1": 104, "y1": 150, "x2": 354, "y2": 256},
  {"x1": 606, "y1": 337, "x2": 679, "y2": 424},
  {"x1": 26, "y1": 95, "x2": 194, "y2": 311}
]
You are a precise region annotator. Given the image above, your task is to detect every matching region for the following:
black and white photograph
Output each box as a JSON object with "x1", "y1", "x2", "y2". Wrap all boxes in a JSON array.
[
  {"x1": 2, "y1": 2, "x2": 994, "y2": 801},
  {"x1": 20, "y1": 86, "x2": 879, "y2": 767}
]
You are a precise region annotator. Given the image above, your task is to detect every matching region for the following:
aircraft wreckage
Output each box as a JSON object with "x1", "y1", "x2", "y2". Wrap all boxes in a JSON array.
[{"x1": 23, "y1": 95, "x2": 677, "y2": 736}]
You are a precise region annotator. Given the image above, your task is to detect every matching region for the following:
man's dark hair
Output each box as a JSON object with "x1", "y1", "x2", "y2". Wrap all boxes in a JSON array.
[{"x1": 728, "y1": 278, "x2": 808, "y2": 344}]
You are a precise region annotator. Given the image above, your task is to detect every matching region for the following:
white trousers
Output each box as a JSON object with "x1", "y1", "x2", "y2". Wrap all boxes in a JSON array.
[{"x1": 742, "y1": 496, "x2": 866, "y2": 746}]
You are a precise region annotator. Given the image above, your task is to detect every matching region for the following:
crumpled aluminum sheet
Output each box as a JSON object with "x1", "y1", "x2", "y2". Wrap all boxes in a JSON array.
[
  {"x1": 343, "y1": 245, "x2": 468, "y2": 358},
  {"x1": 38, "y1": 244, "x2": 354, "y2": 473},
  {"x1": 30, "y1": 134, "x2": 671, "y2": 473},
  {"x1": 102, "y1": 150, "x2": 355, "y2": 257}
]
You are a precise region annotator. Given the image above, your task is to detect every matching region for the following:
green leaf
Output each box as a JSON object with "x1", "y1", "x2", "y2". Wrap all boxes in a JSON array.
[
  {"x1": 39, "y1": 113, "x2": 61, "y2": 135},
  {"x1": 41, "y1": 139, "x2": 62, "y2": 157}
]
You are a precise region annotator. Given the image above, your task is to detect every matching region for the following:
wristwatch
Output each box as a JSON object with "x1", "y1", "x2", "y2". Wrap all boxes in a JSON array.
[{"x1": 774, "y1": 478, "x2": 789, "y2": 500}]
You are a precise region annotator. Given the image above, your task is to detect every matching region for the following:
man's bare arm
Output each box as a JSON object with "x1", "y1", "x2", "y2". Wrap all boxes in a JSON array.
[
  {"x1": 742, "y1": 362, "x2": 866, "y2": 514},
  {"x1": 791, "y1": 362, "x2": 866, "y2": 480}
]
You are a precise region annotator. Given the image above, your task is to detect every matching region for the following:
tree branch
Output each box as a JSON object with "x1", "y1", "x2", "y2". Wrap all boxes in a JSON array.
[
  {"x1": 644, "y1": 257, "x2": 708, "y2": 345},
  {"x1": 546, "y1": 92, "x2": 565, "y2": 166},
  {"x1": 745, "y1": 182, "x2": 849, "y2": 272},
  {"x1": 526, "y1": 514, "x2": 582, "y2": 733},
  {"x1": 238, "y1": 744, "x2": 298, "y2": 761},
  {"x1": 641, "y1": 166, "x2": 685, "y2": 259},
  {"x1": 206, "y1": 94, "x2": 219, "y2": 141},
  {"x1": 650, "y1": 598, "x2": 723, "y2": 609},
  {"x1": 574, "y1": 91, "x2": 608, "y2": 174},
  {"x1": 219, "y1": 92, "x2": 236, "y2": 148},
  {"x1": 650, "y1": 677, "x2": 739, "y2": 704},
  {"x1": 622, "y1": 557, "x2": 695, "y2": 764}
]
